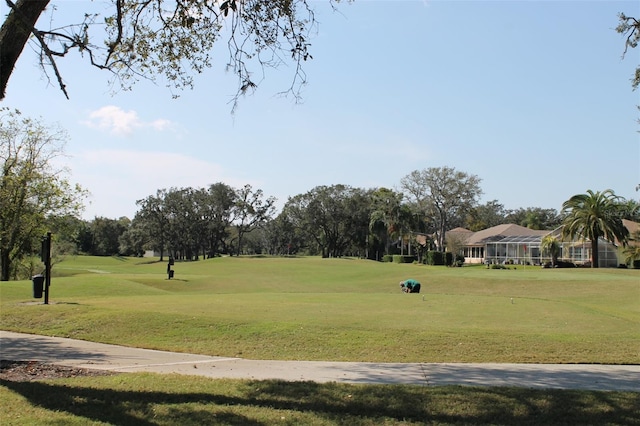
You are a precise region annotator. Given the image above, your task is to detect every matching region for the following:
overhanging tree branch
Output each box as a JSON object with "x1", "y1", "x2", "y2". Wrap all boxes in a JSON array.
[
  {"x1": 0, "y1": 0, "x2": 50, "y2": 99},
  {"x1": 0, "y1": 0, "x2": 346, "y2": 103}
]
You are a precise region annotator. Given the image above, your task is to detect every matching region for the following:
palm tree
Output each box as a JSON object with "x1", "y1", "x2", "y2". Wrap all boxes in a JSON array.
[
  {"x1": 561, "y1": 189, "x2": 629, "y2": 268},
  {"x1": 540, "y1": 234, "x2": 561, "y2": 267}
]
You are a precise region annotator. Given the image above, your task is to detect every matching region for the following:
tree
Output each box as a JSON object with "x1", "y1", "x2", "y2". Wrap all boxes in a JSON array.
[
  {"x1": 400, "y1": 167, "x2": 482, "y2": 251},
  {"x1": 561, "y1": 189, "x2": 629, "y2": 268},
  {"x1": 616, "y1": 198, "x2": 640, "y2": 222},
  {"x1": 540, "y1": 234, "x2": 561, "y2": 267},
  {"x1": 465, "y1": 200, "x2": 507, "y2": 231},
  {"x1": 200, "y1": 183, "x2": 236, "y2": 257},
  {"x1": 89, "y1": 216, "x2": 130, "y2": 255},
  {"x1": 281, "y1": 184, "x2": 368, "y2": 258},
  {"x1": 505, "y1": 207, "x2": 561, "y2": 230},
  {"x1": 616, "y1": 12, "x2": 640, "y2": 128},
  {"x1": 0, "y1": 0, "x2": 341, "y2": 104},
  {"x1": 617, "y1": 13, "x2": 640, "y2": 92},
  {"x1": 231, "y1": 184, "x2": 276, "y2": 256},
  {"x1": 0, "y1": 108, "x2": 86, "y2": 280},
  {"x1": 135, "y1": 189, "x2": 170, "y2": 260},
  {"x1": 368, "y1": 188, "x2": 403, "y2": 256},
  {"x1": 118, "y1": 219, "x2": 146, "y2": 257}
]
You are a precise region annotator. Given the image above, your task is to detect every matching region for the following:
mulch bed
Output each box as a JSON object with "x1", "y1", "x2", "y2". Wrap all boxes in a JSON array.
[{"x1": 0, "y1": 360, "x2": 115, "y2": 382}]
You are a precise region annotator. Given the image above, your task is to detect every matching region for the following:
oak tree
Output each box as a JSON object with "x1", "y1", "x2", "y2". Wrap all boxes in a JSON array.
[
  {"x1": 1, "y1": 0, "x2": 345, "y2": 105},
  {"x1": 400, "y1": 167, "x2": 482, "y2": 252},
  {"x1": 0, "y1": 108, "x2": 86, "y2": 280}
]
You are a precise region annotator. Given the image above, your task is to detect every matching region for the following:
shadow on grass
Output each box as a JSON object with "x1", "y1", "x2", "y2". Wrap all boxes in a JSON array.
[{"x1": 2, "y1": 378, "x2": 638, "y2": 425}]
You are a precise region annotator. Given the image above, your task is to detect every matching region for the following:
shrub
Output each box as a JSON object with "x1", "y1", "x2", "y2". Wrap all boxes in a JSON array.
[
  {"x1": 490, "y1": 264, "x2": 510, "y2": 270},
  {"x1": 445, "y1": 252, "x2": 453, "y2": 266},
  {"x1": 425, "y1": 251, "x2": 445, "y2": 266},
  {"x1": 393, "y1": 255, "x2": 416, "y2": 264},
  {"x1": 381, "y1": 255, "x2": 393, "y2": 263}
]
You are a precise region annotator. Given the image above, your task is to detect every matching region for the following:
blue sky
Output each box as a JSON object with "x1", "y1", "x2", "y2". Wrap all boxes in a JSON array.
[{"x1": 4, "y1": 0, "x2": 639, "y2": 220}]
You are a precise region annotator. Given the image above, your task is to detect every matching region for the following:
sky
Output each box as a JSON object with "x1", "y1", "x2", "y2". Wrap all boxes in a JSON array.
[{"x1": 4, "y1": 0, "x2": 639, "y2": 220}]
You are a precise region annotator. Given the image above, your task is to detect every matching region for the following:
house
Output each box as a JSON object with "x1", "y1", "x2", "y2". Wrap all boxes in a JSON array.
[
  {"x1": 448, "y1": 220, "x2": 639, "y2": 267},
  {"x1": 448, "y1": 224, "x2": 548, "y2": 265}
]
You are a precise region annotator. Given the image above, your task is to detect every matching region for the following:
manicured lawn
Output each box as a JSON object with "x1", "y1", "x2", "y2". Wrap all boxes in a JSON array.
[
  {"x1": 1, "y1": 256, "x2": 639, "y2": 425},
  {"x1": 1, "y1": 256, "x2": 638, "y2": 364}
]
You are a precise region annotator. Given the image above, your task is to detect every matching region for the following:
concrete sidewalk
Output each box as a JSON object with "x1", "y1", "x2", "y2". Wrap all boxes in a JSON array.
[{"x1": 1, "y1": 331, "x2": 638, "y2": 391}]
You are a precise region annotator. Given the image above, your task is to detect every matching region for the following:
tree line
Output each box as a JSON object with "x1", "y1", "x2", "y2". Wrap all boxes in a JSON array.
[
  {"x1": 73, "y1": 182, "x2": 639, "y2": 265},
  {"x1": 2, "y1": 109, "x2": 639, "y2": 280},
  {"x1": 46, "y1": 182, "x2": 568, "y2": 263}
]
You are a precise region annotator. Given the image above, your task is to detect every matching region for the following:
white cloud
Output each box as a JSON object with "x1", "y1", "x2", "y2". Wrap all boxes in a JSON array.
[{"x1": 81, "y1": 106, "x2": 175, "y2": 136}]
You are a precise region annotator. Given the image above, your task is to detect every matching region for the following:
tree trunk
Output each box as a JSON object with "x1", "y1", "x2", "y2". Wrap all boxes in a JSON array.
[
  {"x1": 0, "y1": 0, "x2": 50, "y2": 99},
  {"x1": 591, "y1": 238, "x2": 599, "y2": 268},
  {"x1": 0, "y1": 248, "x2": 10, "y2": 281}
]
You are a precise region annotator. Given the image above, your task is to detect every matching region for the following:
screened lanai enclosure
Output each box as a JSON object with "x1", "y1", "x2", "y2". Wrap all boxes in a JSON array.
[
  {"x1": 484, "y1": 235, "x2": 543, "y2": 265},
  {"x1": 480, "y1": 236, "x2": 619, "y2": 267},
  {"x1": 453, "y1": 223, "x2": 627, "y2": 267}
]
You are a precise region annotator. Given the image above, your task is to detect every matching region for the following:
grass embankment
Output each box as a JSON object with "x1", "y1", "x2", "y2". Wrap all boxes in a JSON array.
[{"x1": 1, "y1": 256, "x2": 638, "y2": 364}]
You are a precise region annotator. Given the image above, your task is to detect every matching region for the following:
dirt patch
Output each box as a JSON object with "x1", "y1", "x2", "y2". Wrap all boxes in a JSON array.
[{"x1": 0, "y1": 360, "x2": 115, "y2": 382}]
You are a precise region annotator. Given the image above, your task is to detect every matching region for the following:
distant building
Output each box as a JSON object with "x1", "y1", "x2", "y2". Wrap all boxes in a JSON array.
[
  {"x1": 447, "y1": 221, "x2": 638, "y2": 267},
  {"x1": 449, "y1": 224, "x2": 547, "y2": 265}
]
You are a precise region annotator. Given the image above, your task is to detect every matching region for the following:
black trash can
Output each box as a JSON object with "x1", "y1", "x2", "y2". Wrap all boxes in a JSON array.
[{"x1": 32, "y1": 274, "x2": 45, "y2": 298}]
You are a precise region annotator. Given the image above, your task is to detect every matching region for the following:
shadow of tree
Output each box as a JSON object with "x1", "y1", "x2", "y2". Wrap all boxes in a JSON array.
[
  {"x1": 2, "y1": 377, "x2": 638, "y2": 425},
  {"x1": 1, "y1": 334, "x2": 111, "y2": 364}
]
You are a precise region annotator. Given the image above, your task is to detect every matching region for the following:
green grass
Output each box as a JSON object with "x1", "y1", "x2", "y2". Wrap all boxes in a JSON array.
[
  {"x1": 1, "y1": 256, "x2": 639, "y2": 364},
  {"x1": 1, "y1": 256, "x2": 639, "y2": 425},
  {"x1": 1, "y1": 374, "x2": 639, "y2": 425}
]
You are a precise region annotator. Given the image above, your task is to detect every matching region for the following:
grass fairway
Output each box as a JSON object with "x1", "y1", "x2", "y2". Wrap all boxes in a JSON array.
[
  {"x1": 1, "y1": 256, "x2": 639, "y2": 425},
  {"x1": 1, "y1": 255, "x2": 638, "y2": 364}
]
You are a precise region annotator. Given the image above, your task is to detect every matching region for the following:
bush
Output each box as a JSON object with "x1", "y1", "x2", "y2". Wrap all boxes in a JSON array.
[
  {"x1": 381, "y1": 255, "x2": 393, "y2": 263},
  {"x1": 425, "y1": 251, "x2": 445, "y2": 266},
  {"x1": 445, "y1": 252, "x2": 453, "y2": 266},
  {"x1": 490, "y1": 264, "x2": 510, "y2": 270},
  {"x1": 393, "y1": 255, "x2": 416, "y2": 264}
]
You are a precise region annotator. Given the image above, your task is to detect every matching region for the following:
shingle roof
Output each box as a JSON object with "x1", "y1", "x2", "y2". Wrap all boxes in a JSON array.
[
  {"x1": 459, "y1": 224, "x2": 549, "y2": 246},
  {"x1": 623, "y1": 219, "x2": 639, "y2": 235}
]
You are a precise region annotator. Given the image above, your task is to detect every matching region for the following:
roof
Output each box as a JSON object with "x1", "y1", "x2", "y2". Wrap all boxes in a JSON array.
[
  {"x1": 623, "y1": 219, "x2": 639, "y2": 235},
  {"x1": 454, "y1": 220, "x2": 640, "y2": 247},
  {"x1": 457, "y1": 224, "x2": 549, "y2": 246}
]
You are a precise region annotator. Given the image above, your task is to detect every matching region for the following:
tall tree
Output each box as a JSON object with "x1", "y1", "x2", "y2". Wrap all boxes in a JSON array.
[
  {"x1": 89, "y1": 216, "x2": 130, "y2": 256},
  {"x1": 231, "y1": 184, "x2": 276, "y2": 256},
  {"x1": 465, "y1": 200, "x2": 507, "y2": 231},
  {"x1": 201, "y1": 183, "x2": 236, "y2": 257},
  {"x1": 616, "y1": 198, "x2": 640, "y2": 222},
  {"x1": 281, "y1": 184, "x2": 366, "y2": 258},
  {"x1": 617, "y1": 13, "x2": 640, "y2": 93},
  {"x1": 368, "y1": 187, "x2": 403, "y2": 256},
  {"x1": 0, "y1": 108, "x2": 86, "y2": 280},
  {"x1": 505, "y1": 207, "x2": 561, "y2": 230},
  {"x1": 400, "y1": 166, "x2": 482, "y2": 251},
  {"x1": 0, "y1": 0, "x2": 342, "y2": 103},
  {"x1": 561, "y1": 189, "x2": 629, "y2": 268},
  {"x1": 135, "y1": 189, "x2": 169, "y2": 260},
  {"x1": 616, "y1": 12, "x2": 640, "y2": 130}
]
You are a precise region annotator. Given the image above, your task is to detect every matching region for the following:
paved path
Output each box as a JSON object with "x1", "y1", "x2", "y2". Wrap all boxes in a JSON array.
[{"x1": 1, "y1": 331, "x2": 638, "y2": 391}]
